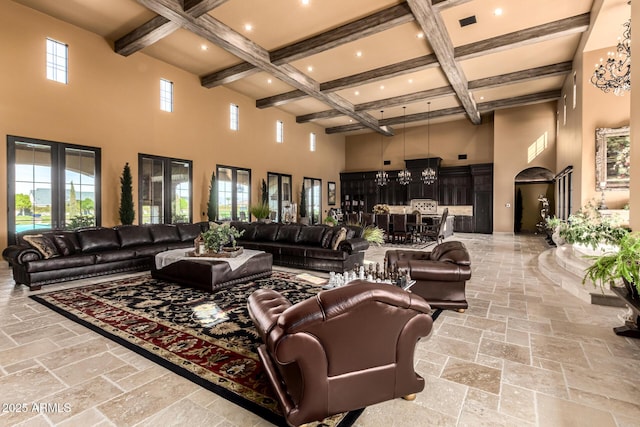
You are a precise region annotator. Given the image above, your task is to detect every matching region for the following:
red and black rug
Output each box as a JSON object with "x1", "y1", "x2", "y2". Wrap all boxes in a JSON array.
[{"x1": 30, "y1": 272, "x2": 363, "y2": 427}]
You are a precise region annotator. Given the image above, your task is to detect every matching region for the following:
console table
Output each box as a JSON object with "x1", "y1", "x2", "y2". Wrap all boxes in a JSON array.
[{"x1": 611, "y1": 286, "x2": 640, "y2": 338}]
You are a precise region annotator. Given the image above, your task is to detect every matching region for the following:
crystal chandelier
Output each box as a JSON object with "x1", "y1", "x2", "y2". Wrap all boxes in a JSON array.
[
  {"x1": 398, "y1": 106, "x2": 412, "y2": 185},
  {"x1": 591, "y1": 16, "x2": 631, "y2": 96},
  {"x1": 376, "y1": 110, "x2": 389, "y2": 186},
  {"x1": 422, "y1": 102, "x2": 437, "y2": 185}
]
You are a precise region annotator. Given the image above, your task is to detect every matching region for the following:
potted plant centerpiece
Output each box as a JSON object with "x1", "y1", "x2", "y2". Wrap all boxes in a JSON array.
[
  {"x1": 200, "y1": 224, "x2": 244, "y2": 256},
  {"x1": 250, "y1": 203, "x2": 271, "y2": 222},
  {"x1": 583, "y1": 232, "x2": 640, "y2": 300}
]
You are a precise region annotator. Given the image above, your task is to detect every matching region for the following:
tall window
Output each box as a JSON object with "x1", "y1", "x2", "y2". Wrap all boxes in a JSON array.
[
  {"x1": 138, "y1": 154, "x2": 192, "y2": 224},
  {"x1": 276, "y1": 120, "x2": 284, "y2": 143},
  {"x1": 230, "y1": 103, "x2": 239, "y2": 131},
  {"x1": 46, "y1": 38, "x2": 68, "y2": 84},
  {"x1": 217, "y1": 165, "x2": 250, "y2": 221},
  {"x1": 572, "y1": 71, "x2": 577, "y2": 110},
  {"x1": 268, "y1": 172, "x2": 292, "y2": 222},
  {"x1": 7, "y1": 136, "x2": 101, "y2": 244},
  {"x1": 309, "y1": 132, "x2": 316, "y2": 151},
  {"x1": 160, "y1": 79, "x2": 173, "y2": 112},
  {"x1": 303, "y1": 177, "x2": 322, "y2": 224}
]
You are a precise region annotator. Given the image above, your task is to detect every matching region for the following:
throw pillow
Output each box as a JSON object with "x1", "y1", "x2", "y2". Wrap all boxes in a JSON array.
[
  {"x1": 23, "y1": 234, "x2": 59, "y2": 259},
  {"x1": 331, "y1": 227, "x2": 347, "y2": 251},
  {"x1": 52, "y1": 234, "x2": 76, "y2": 256}
]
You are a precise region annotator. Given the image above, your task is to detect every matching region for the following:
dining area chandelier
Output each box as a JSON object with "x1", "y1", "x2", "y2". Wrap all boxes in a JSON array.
[
  {"x1": 421, "y1": 102, "x2": 437, "y2": 185},
  {"x1": 375, "y1": 110, "x2": 389, "y2": 186},
  {"x1": 398, "y1": 107, "x2": 412, "y2": 185},
  {"x1": 591, "y1": 11, "x2": 631, "y2": 95}
]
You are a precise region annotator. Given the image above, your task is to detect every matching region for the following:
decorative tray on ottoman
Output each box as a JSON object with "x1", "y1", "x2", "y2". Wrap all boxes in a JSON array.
[{"x1": 188, "y1": 247, "x2": 244, "y2": 258}]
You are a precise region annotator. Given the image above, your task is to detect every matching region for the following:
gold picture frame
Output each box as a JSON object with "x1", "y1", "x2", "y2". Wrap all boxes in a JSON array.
[{"x1": 595, "y1": 126, "x2": 630, "y2": 190}]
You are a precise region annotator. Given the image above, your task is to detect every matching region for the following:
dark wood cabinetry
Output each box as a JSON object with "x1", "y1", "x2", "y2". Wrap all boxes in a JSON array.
[{"x1": 340, "y1": 161, "x2": 494, "y2": 234}]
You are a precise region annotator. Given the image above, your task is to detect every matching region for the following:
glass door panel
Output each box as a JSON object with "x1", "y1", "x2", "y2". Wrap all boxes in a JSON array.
[
  {"x1": 65, "y1": 148, "x2": 96, "y2": 228},
  {"x1": 268, "y1": 174, "x2": 279, "y2": 221},
  {"x1": 13, "y1": 142, "x2": 53, "y2": 232},
  {"x1": 237, "y1": 170, "x2": 250, "y2": 221},
  {"x1": 217, "y1": 167, "x2": 233, "y2": 221},
  {"x1": 171, "y1": 161, "x2": 191, "y2": 223},
  {"x1": 141, "y1": 157, "x2": 164, "y2": 224}
]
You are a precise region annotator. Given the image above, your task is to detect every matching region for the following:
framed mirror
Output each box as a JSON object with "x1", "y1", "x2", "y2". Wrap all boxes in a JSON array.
[{"x1": 595, "y1": 126, "x2": 630, "y2": 190}]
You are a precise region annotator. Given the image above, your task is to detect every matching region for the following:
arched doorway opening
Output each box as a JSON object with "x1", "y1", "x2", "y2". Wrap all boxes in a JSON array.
[{"x1": 514, "y1": 167, "x2": 555, "y2": 233}]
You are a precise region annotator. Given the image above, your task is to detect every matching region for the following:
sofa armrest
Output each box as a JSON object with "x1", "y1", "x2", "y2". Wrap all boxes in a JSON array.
[
  {"x1": 408, "y1": 259, "x2": 471, "y2": 281},
  {"x1": 2, "y1": 245, "x2": 42, "y2": 265},
  {"x1": 338, "y1": 237, "x2": 369, "y2": 254}
]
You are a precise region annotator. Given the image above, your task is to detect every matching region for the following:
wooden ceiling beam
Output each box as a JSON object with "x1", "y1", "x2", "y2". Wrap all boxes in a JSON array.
[
  {"x1": 325, "y1": 90, "x2": 561, "y2": 134},
  {"x1": 407, "y1": 0, "x2": 480, "y2": 124},
  {"x1": 136, "y1": 0, "x2": 393, "y2": 136},
  {"x1": 297, "y1": 61, "x2": 572, "y2": 123},
  {"x1": 115, "y1": 0, "x2": 228, "y2": 56},
  {"x1": 257, "y1": 14, "x2": 588, "y2": 109},
  {"x1": 201, "y1": 0, "x2": 469, "y2": 88}
]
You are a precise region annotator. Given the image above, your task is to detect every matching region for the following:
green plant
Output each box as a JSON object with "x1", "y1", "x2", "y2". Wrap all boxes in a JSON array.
[
  {"x1": 299, "y1": 185, "x2": 307, "y2": 218},
  {"x1": 547, "y1": 201, "x2": 629, "y2": 249},
  {"x1": 324, "y1": 215, "x2": 338, "y2": 226},
  {"x1": 207, "y1": 171, "x2": 217, "y2": 221},
  {"x1": 250, "y1": 203, "x2": 271, "y2": 220},
  {"x1": 201, "y1": 224, "x2": 244, "y2": 252},
  {"x1": 583, "y1": 232, "x2": 640, "y2": 295},
  {"x1": 261, "y1": 179, "x2": 269, "y2": 205},
  {"x1": 362, "y1": 225, "x2": 384, "y2": 246},
  {"x1": 119, "y1": 163, "x2": 135, "y2": 225}
]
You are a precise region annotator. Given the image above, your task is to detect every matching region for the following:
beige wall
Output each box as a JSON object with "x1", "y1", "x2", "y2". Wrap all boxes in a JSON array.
[
  {"x1": 345, "y1": 117, "x2": 494, "y2": 171},
  {"x1": 0, "y1": 1, "x2": 345, "y2": 249},
  {"x1": 493, "y1": 102, "x2": 558, "y2": 233}
]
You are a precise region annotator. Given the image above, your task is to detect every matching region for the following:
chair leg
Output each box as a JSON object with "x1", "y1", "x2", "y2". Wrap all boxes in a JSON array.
[
  {"x1": 402, "y1": 394, "x2": 417, "y2": 401},
  {"x1": 457, "y1": 308, "x2": 465, "y2": 313}
]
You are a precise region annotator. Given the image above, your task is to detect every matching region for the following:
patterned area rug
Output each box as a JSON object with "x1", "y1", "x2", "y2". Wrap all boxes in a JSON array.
[{"x1": 30, "y1": 272, "x2": 363, "y2": 427}]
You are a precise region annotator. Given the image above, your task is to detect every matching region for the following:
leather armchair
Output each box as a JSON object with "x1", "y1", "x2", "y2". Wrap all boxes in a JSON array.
[
  {"x1": 247, "y1": 281, "x2": 433, "y2": 427},
  {"x1": 385, "y1": 241, "x2": 471, "y2": 311}
]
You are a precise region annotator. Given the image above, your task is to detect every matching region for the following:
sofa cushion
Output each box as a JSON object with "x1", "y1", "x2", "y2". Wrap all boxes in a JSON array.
[
  {"x1": 148, "y1": 224, "x2": 180, "y2": 243},
  {"x1": 25, "y1": 254, "x2": 96, "y2": 273},
  {"x1": 176, "y1": 223, "x2": 202, "y2": 242},
  {"x1": 276, "y1": 225, "x2": 301, "y2": 243},
  {"x1": 298, "y1": 226, "x2": 325, "y2": 245},
  {"x1": 77, "y1": 228, "x2": 120, "y2": 253},
  {"x1": 23, "y1": 234, "x2": 59, "y2": 259},
  {"x1": 51, "y1": 234, "x2": 77, "y2": 256},
  {"x1": 116, "y1": 226, "x2": 152, "y2": 248},
  {"x1": 255, "y1": 223, "x2": 280, "y2": 241},
  {"x1": 95, "y1": 249, "x2": 137, "y2": 263}
]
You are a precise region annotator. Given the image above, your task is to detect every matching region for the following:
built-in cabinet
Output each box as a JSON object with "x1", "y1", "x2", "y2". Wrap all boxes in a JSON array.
[{"x1": 340, "y1": 161, "x2": 494, "y2": 234}]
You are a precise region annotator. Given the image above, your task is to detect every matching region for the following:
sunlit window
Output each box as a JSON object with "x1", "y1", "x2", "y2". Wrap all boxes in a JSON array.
[
  {"x1": 160, "y1": 79, "x2": 173, "y2": 112},
  {"x1": 230, "y1": 103, "x2": 239, "y2": 131},
  {"x1": 276, "y1": 120, "x2": 284, "y2": 143},
  {"x1": 310, "y1": 132, "x2": 316, "y2": 152},
  {"x1": 46, "y1": 38, "x2": 68, "y2": 84}
]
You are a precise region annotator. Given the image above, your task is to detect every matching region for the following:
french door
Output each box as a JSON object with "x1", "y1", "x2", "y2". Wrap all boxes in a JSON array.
[
  {"x1": 139, "y1": 154, "x2": 192, "y2": 224},
  {"x1": 267, "y1": 172, "x2": 292, "y2": 222},
  {"x1": 303, "y1": 177, "x2": 322, "y2": 224},
  {"x1": 217, "y1": 165, "x2": 251, "y2": 221},
  {"x1": 7, "y1": 136, "x2": 101, "y2": 244}
]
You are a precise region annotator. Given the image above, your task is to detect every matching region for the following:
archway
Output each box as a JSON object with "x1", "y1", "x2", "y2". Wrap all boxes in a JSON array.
[{"x1": 514, "y1": 167, "x2": 555, "y2": 233}]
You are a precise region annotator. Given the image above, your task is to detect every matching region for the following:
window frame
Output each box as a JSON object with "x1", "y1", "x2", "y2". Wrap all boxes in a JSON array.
[
  {"x1": 160, "y1": 78, "x2": 174, "y2": 112},
  {"x1": 276, "y1": 120, "x2": 284, "y2": 143},
  {"x1": 138, "y1": 153, "x2": 193, "y2": 224},
  {"x1": 46, "y1": 37, "x2": 68, "y2": 84},
  {"x1": 216, "y1": 164, "x2": 251, "y2": 221},
  {"x1": 230, "y1": 103, "x2": 239, "y2": 131},
  {"x1": 7, "y1": 135, "x2": 101, "y2": 244}
]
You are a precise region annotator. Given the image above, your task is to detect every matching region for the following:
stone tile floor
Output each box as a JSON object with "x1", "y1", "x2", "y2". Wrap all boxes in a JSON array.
[{"x1": 1, "y1": 233, "x2": 639, "y2": 426}]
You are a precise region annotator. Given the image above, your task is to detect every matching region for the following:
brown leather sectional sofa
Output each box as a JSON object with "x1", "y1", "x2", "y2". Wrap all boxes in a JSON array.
[
  {"x1": 3, "y1": 221, "x2": 369, "y2": 290},
  {"x1": 230, "y1": 221, "x2": 369, "y2": 273},
  {"x1": 2, "y1": 223, "x2": 208, "y2": 290}
]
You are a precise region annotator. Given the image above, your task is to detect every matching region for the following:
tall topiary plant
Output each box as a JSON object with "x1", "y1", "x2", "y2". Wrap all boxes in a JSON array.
[
  {"x1": 299, "y1": 184, "x2": 307, "y2": 219},
  {"x1": 261, "y1": 179, "x2": 268, "y2": 206},
  {"x1": 207, "y1": 171, "x2": 218, "y2": 221},
  {"x1": 119, "y1": 162, "x2": 135, "y2": 225}
]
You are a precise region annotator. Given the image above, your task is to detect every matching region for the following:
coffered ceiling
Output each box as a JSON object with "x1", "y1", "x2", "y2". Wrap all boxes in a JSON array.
[{"x1": 13, "y1": 0, "x2": 622, "y2": 135}]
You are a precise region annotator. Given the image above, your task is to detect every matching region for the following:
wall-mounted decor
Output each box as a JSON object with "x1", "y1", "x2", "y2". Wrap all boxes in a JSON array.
[
  {"x1": 596, "y1": 126, "x2": 630, "y2": 190},
  {"x1": 328, "y1": 181, "x2": 336, "y2": 205}
]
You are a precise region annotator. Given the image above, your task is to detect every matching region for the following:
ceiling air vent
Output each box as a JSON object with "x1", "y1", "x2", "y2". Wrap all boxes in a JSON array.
[{"x1": 459, "y1": 15, "x2": 477, "y2": 27}]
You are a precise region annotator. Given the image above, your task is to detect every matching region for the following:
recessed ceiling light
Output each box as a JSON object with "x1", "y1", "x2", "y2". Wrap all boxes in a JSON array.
[
  {"x1": 494, "y1": 8, "x2": 503, "y2": 16},
  {"x1": 244, "y1": 23, "x2": 253, "y2": 31},
  {"x1": 380, "y1": 85, "x2": 385, "y2": 90},
  {"x1": 480, "y1": 96, "x2": 485, "y2": 100},
  {"x1": 356, "y1": 51, "x2": 363, "y2": 57},
  {"x1": 267, "y1": 78, "x2": 272, "y2": 84},
  {"x1": 301, "y1": 0, "x2": 310, "y2": 5},
  {"x1": 354, "y1": 91, "x2": 359, "y2": 96},
  {"x1": 307, "y1": 65, "x2": 313, "y2": 72},
  {"x1": 417, "y1": 32, "x2": 424, "y2": 39},
  {"x1": 200, "y1": 44, "x2": 208, "y2": 51},
  {"x1": 408, "y1": 79, "x2": 413, "y2": 84}
]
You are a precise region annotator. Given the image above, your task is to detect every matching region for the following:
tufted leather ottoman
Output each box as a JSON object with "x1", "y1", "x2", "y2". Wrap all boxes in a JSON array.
[{"x1": 151, "y1": 251, "x2": 273, "y2": 292}]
